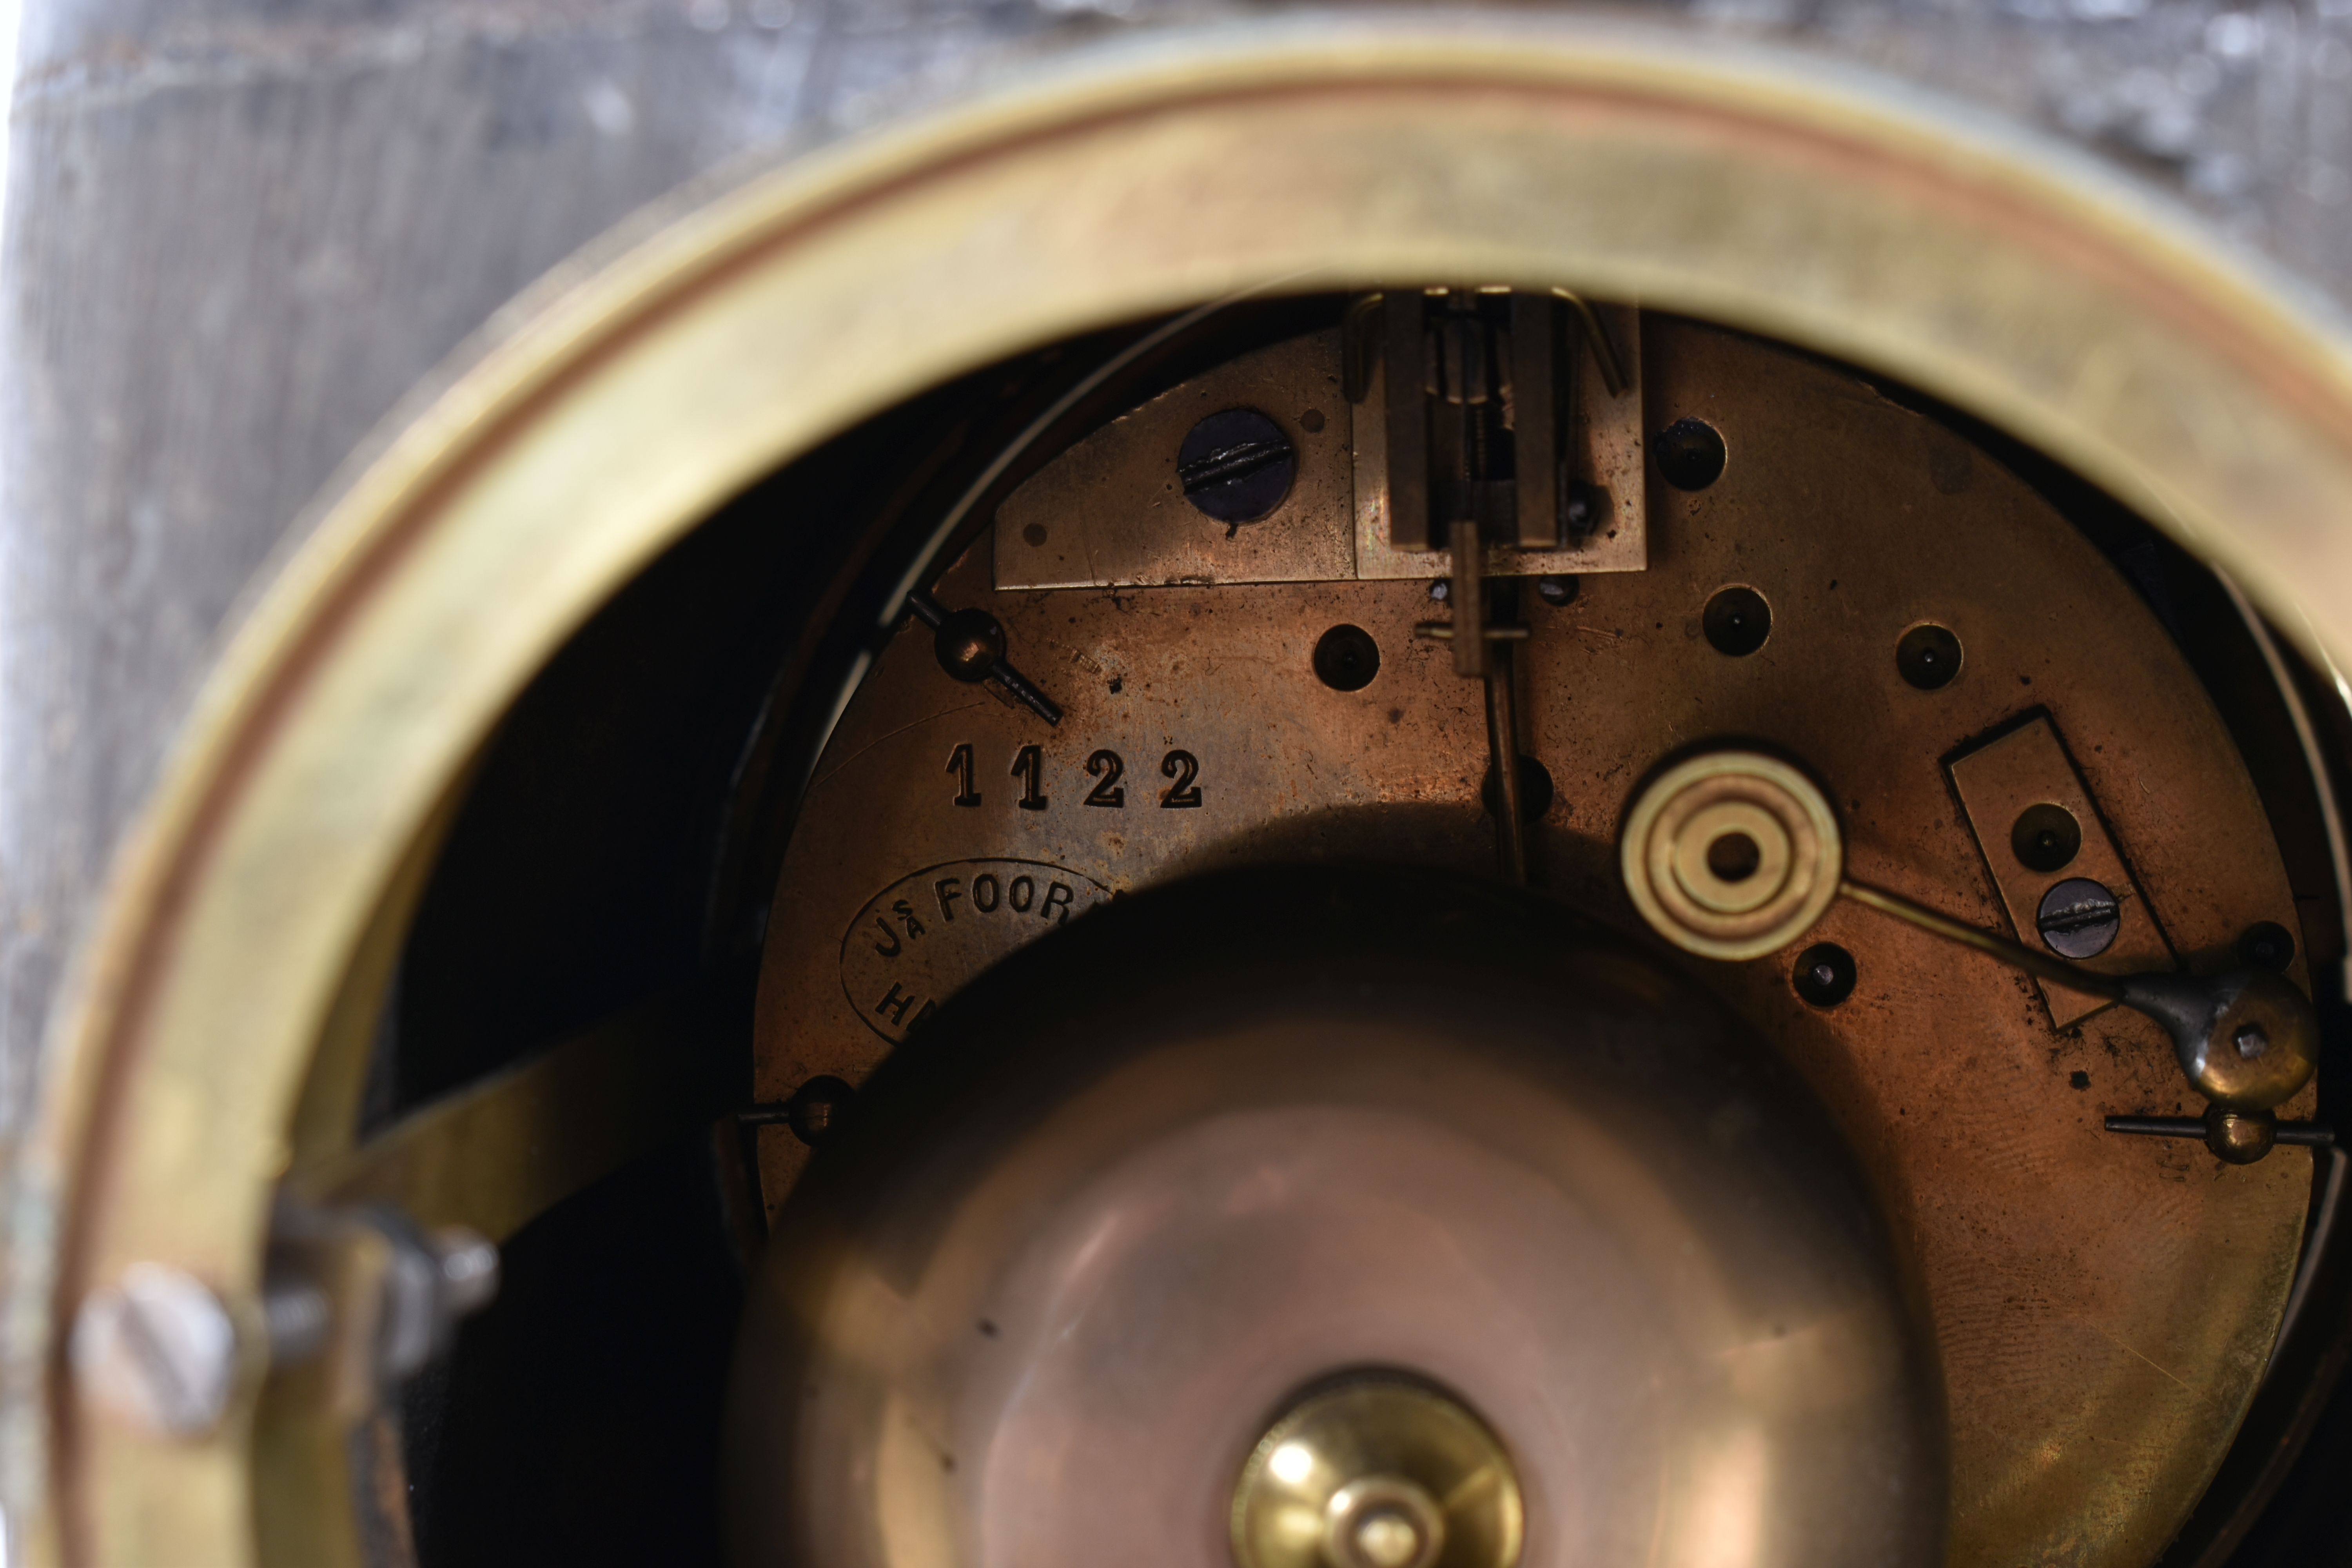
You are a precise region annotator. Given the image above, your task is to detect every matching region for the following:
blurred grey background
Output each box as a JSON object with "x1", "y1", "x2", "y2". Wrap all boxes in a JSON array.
[{"x1": 5, "y1": 0, "x2": 2352, "y2": 1131}]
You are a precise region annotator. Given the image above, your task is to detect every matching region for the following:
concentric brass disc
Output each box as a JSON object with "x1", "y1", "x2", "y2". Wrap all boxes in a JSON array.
[{"x1": 1620, "y1": 751, "x2": 1844, "y2": 961}]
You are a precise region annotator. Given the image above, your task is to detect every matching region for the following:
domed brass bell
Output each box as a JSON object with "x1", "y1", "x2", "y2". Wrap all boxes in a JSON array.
[{"x1": 723, "y1": 866, "x2": 1943, "y2": 1568}]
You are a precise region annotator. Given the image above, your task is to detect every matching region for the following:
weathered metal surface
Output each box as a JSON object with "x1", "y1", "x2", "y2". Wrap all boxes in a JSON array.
[
  {"x1": 1949, "y1": 714, "x2": 2176, "y2": 1026},
  {"x1": 837, "y1": 860, "x2": 1114, "y2": 1043},
  {"x1": 751, "y1": 559, "x2": 1495, "y2": 1202},
  {"x1": 291, "y1": 969, "x2": 744, "y2": 1244},
  {"x1": 997, "y1": 312, "x2": 1648, "y2": 592},
  {"x1": 1526, "y1": 319, "x2": 2315, "y2": 1568},
  {"x1": 0, "y1": 0, "x2": 1122, "y2": 1131},
  {"x1": 15, "y1": 9, "x2": 2352, "y2": 1560},
  {"x1": 16, "y1": 0, "x2": 2352, "y2": 1147},
  {"x1": 1354, "y1": 300, "x2": 1647, "y2": 581},
  {"x1": 755, "y1": 316, "x2": 2314, "y2": 1568},
  {"x1": 732, "y1": 869, "x2": 1943, "y2": 1568},
  {"x1": 996, "y1": 331, "x2": 1358, "y2": 589}
]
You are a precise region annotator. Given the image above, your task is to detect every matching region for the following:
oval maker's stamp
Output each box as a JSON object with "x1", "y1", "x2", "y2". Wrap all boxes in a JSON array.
[{"x1": 839, "y1": 859, "x2": 1112, "y2": 1042}]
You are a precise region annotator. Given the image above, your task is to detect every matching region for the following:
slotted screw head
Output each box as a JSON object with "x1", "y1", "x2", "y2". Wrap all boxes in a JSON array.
[
  {"x1": 1178, "y1": 409, "x2": 1296, "y2": 524},
  {"x1": 2036, "y1": 877, "x2": 2120, "y2": 959},
  {"x1": 73, "y1": 1263, "x2": 239, "y2": 1438}
]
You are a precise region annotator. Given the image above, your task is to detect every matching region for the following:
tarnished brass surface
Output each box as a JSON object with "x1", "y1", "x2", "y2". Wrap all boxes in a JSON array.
[
  {"x1": 1947, "y1": 715, "x2": 2171, "y2": 1025},
  {"x1": 2123, "y1": 970, "x2": 2320, "y2": 1114},
  {"x1": 996, "y1": 319, "x2": 1648, "y2": 592},
  {"x1": 756, "y1": 317, "x2": 2312, "y2": 1567},
  {"x1": 1775, "y1": 880, "x2": 2318, "y2": 1123},
  {"x1": 1515, "y1": 321, "x2": 2316, "y2": 1565},
  {"x1": 36, "y1": 20, "x2": 2352, "y2": 1564},
  {"x1": 1353, "y1": 299, "x2": 1647, "y2": 581},
  {"x1": 731, "y1": 868, "x2": 1940, "y2": 1568},
  {"x1": 1837, "y1": 878, "x2": 2138, "y2": 1004},
  {"x1": 996, "y1": 332, "x2": 1360, "y2": 590},
  {"x1": 290, "y1": 970, "x2": 741, "y2": 1243}
]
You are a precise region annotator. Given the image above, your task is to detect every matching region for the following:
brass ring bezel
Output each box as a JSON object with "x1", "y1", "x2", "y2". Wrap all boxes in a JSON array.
[{"x1": 25, "y1": 16, "x2": 2352, "y2": 1563}]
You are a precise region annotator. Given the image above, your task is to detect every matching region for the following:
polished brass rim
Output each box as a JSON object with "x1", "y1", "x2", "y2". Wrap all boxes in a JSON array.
[
  {"x1": 24, "y1": 15, "x2": 2352, "y2": 1563},
  {"x1": 1232, "y1": 1376, "x2": 1524, "y2": 1568}
]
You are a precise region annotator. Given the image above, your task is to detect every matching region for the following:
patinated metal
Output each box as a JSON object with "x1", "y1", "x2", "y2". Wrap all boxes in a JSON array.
[
  {"x1": 1527, "y1": 321, "x2": 2317, "y2": 1565},
  {"x1": 730, "y1": 868, "x2": 1941, "y2": 1568},
  {"x1": 30, "y1": 25, "x2": 2352, "y2": 1564},
  {"x1": 1350, "y1": 301, "x2": 1646, "y2": 584},
  {"x1": 754, "y1": 316, "x2": 2315, "y2": 1567},
  {"x1": 1777, "y1": 877, "x2": 2320, "y2": 1131},
  {"x1": 995, "y1": 312, "x2": 1647, "y2": 595},
  {"x1": 1947, "y1": 714, "x2": 2171, "y2": 1025},
  {"x1": 995, "y1": 332, "x2": 1359, "y2": 591}
]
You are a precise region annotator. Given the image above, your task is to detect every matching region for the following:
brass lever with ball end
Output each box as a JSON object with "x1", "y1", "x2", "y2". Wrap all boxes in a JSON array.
[
  {"x1": 1621, "y1": 750, "x2": 2327, "y2": 1163},
  {"x1": 1838, "y1": 878, "x2": 2328, "y2": 1163},
  {"x1": 907, "y1": 589, "x2": 1063, "y2": 724}
]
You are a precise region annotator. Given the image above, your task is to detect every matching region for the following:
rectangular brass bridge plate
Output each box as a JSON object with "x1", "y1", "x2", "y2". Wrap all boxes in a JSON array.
[
  {"x1": 1947, "y1": 713, "x2": 2173, "y2": 1027},
  {"x1": 993, "y1": 307, "x2": 1646, "y2": 592}
]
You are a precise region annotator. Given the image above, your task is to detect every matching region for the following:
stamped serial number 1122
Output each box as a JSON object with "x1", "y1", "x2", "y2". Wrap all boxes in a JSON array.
[{"x1": 946, "y1": 742, "x2": 1202, "y2": 811}]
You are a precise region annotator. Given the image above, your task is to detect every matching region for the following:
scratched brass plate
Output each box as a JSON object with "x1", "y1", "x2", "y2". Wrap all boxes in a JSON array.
[
  {"x1": 995, "y1": 331, "x2": 1361, "y2": 589},
  {"x1": 1353, "y1": 299, "x2": 1648, "y2": 579},
  {"x1": 994, "y1": 317, "x2": 1648, "y2": 590},
  {"x1": 1948, "y1": 714, "x2": 2174, "y2": 1026},
  {"x1": 754, "y1": 316, "x2": 2313, "y2": 1568}
]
